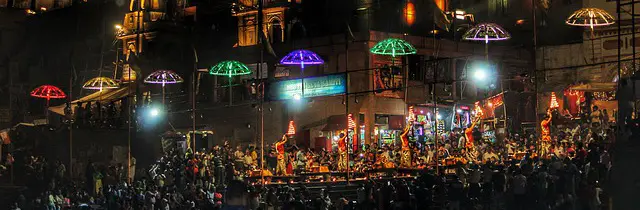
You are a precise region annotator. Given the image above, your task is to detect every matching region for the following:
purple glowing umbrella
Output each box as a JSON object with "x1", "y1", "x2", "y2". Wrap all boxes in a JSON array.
[
  {"x1": 280, "y1": 49, "x2": 324, "y2": 69},
  {"x1": 144, "y1": 70, "x2": 184, "y2": 104}
]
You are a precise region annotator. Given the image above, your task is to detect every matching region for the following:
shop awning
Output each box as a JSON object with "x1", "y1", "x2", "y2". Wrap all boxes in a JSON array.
[
  {"x1": 49, "y1": 87, "x2": 132, "y2": 116},
  {"x1": 569, "y1": 82, "x2": 616, "y2": 92},
  {"x1": 321, "y1": 115, "x2": 347, "y2": 131}
]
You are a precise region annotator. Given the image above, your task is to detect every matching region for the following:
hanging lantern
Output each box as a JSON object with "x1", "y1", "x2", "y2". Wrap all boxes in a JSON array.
[
  {"x1": 565, "y1": 8, "x2": 615, "y2": 29},
  {"x1": 462, "y1": 23, "x2": 511, "y2": 44},
  {"x1": 287, "y1": 120, "x2": 296, "y2": 136},
  {"x1": 279, "y1": 50, "x2": 325, "y2": 70},
  {"x1": 82, "y1": 77, "x2": 119, "y2": 91},
  {"x1": 550, "y1": 92, "x2": 560, "y2": 109},
  {"x1": 348, "y1": 114, "x2": 356, "y2": 129},
  {"x1": 370, "y1": 38, "x2": 417, "y2": 57}
]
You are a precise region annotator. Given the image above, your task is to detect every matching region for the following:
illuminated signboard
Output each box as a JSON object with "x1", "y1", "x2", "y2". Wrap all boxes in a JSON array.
[{"x1": 271, "y1": 74, "x2": 346, "y2": 100}]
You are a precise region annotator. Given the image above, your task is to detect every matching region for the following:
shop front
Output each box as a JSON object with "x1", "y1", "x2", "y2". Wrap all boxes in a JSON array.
[
  {"x1": 320, "y1": 114, "x2": 363, "y2": 152},
  {"x1": 405, "y1": 103, "x2": 472, "y2": 144},
  {"x1": 373, "y1": 114, "x2": 405, "y2": 146}
]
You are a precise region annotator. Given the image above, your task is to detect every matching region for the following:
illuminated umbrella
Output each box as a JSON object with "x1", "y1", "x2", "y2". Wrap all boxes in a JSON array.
[
  {"x1": 462, "y1": 23, "x2": 511, "y2": 44},
  {"x1": 144, "y1": 70, "x2": 184, "y2": 104},
  {"x1": 463, "y1": 23, "x2": 510, "y2": 127},
  {"x1": 370, "y1": 38, "x2": 417, "y2": 57},
  {"x1": 209, "y1": 60, "x2": 252, "y2": 105},
  {"x1": 280, "y1": 49, "x2": 325, "y2": 70},
  {"x1": 31, "y1": 85, "x2": 66, "y2": 121},
  {"x1": 82, "y1": 77, "x2": 119, "y2": 91},
  {"x1": 279, "y1": 50, "x2": 324, "y2": 100},
  {"x1": 565, "y1": 8, "x2": 615, "y2": 29},
  {"x1": 566, "y1": 8, "x2": 615, "y2": 61}
]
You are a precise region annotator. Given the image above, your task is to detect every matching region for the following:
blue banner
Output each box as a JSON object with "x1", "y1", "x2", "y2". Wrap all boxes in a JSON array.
[{"x1": 271, "y1": 74, "x2": 346, "y2": 100}]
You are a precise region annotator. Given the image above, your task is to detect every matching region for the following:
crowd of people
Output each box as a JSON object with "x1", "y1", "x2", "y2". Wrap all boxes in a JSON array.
[{"x1": 5, "y1": 104, "x2": 615, "y2": 209}]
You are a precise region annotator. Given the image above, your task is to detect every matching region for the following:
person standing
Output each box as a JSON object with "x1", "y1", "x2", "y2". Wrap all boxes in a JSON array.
[
  {"x1": 512, "y1": 169, "x2": 527, "y2": 210},
  {"x1": 590, "y1": 106, "x2": 602, "y2": 128},
  {"x1": 129, "y1": 157, "x2": 136, "y2": 183},
  {"x1": 275, "y1": 135, "x2": 288, "y2": 175}
]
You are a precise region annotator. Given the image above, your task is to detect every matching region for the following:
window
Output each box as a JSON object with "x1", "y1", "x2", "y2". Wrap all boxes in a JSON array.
[
  {"x1": 238, "y1": 16, "x2": 257, "y2": 46},
  {"x1": 268, "y1": 18, "x2": 283, "y2": 43}
]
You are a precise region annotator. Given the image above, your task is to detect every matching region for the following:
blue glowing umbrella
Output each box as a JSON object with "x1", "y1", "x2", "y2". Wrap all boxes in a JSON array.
[{"x1": 280, "y1": 49, "x2": 324, "y2": 69}]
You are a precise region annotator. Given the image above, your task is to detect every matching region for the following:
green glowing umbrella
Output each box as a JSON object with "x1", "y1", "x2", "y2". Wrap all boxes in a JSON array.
[
  {"x1": 209, "y1": 60, "x2": 252, "y2": 105},
  {"x1": 370, "y1": 38, "x2": 417, "y2": 57}
]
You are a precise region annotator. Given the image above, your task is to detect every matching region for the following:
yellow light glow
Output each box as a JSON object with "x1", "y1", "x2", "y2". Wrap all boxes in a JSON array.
[
  {"x1": 455, "y1": 10, "x2": 465, "y2": 15},
  {"x1": 115, "y1": 24, "x2": 123, "y2": 29},
  {"x1": 435, "y1": 0, "x2": 446, "y2": 11},
  {"x1": 404, "y1": 2, "x2": 416, "y2": 26},
  {"x1": 40, "y1": 7, "x2": 47, "y2": 11}
]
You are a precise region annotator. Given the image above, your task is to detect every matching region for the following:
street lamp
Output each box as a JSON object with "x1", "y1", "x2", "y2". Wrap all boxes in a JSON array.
[
  {"x1": 293, "y1": 93, "x2": 302, "y2": 101},
  {"x1": 473, "y1": 68, "x2": 488, "y2": 82},
  {"x1": 150, "y1": 108, "x2": 160, "y2": 117}
]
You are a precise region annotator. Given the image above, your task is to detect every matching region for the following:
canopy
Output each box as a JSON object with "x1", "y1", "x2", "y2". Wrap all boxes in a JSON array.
[
  {"x1": 48, "y1": 87, "x2": 132, "y2": 116},
  {"x1": 568, "y1": 82, "x2": 616, "y2": 92},
  {"x1": 321, "y1": 115, "x2": 348, "y2": 131}
]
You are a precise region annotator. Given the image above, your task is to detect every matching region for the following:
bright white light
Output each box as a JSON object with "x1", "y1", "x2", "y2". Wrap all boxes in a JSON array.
[
  {"x1": 456, "y1": 109, "x2": 463, "y2": 113},
  {"x1": 420, "y1": 110, "x2": 424, "y2": 114},
  {"x1": 333, "y1": 136, "x2": 339, "y2": 141},
  {"x1": 455, "y1": 10, "x2": 465, "y2": 15},
  {"x1": 427, "y1": 112, "x2": 431, "y2": 116},
  {"x1": 293, "y1": 93, "x2": 301, "y2": 100},
  {"x1": 150, "y1": 108, "x2": 159, "y2": 117},
  {"x1": 474, "y1": 69, "x2": 487, "y2": 81},
  {"x1": 436, "y1": 114, "x2": 442, "y2": 119}
]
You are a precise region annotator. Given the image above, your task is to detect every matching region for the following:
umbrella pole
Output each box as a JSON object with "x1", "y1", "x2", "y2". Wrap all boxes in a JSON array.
[
  {"x1": 229, "y1": 76, "x2": 232, "y2": 106},
  {"x1": 162, "y1": 82, "x2": 166, "y2": 105},
  {"x1": 46, "y1": 98, "x2": 50, "y2": 124}
]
